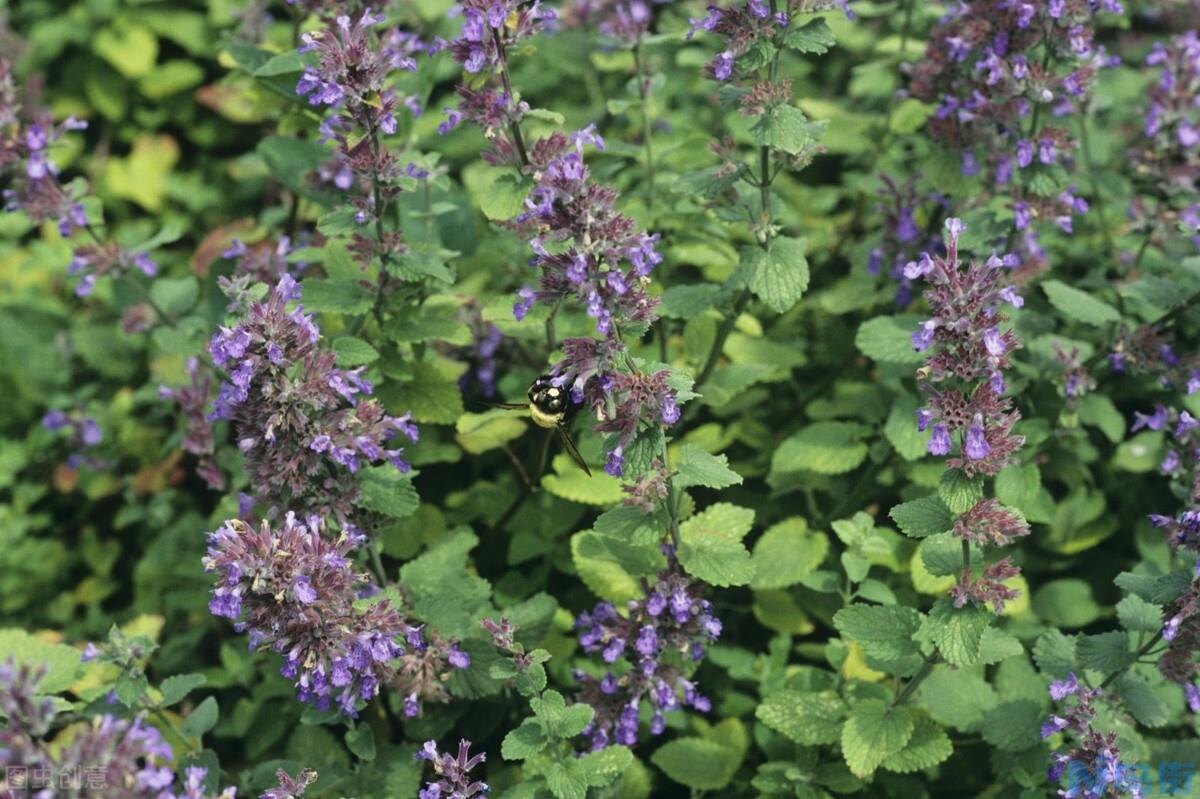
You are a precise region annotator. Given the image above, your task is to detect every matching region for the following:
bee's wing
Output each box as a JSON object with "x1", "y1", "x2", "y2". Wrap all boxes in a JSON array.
[{"x1": 556, "y1": 424, "x2": 592, "y2": 477}]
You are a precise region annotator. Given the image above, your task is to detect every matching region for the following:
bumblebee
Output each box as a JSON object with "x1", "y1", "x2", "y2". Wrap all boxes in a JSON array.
[{"x1": 494, "y1": 375, "x2": 592, "y2": 476}]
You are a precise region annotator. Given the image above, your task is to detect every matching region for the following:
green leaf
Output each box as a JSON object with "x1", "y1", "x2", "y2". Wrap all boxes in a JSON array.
[
  {"x1": 772, "y1": 421, "x2": 869, "y2": 475},
  {"x1": 885, "y1": 395, "x2": 932, "y2": 461},
  {"x1": 0, "y1": 629, "x2": 84, "y2": 693},
  {"x1": 181, "y1": 696, "x2": 219, "y2": 738},
  {"x1": 980, "y1": 700, "x2": 1042, "y2": 752},
  {"x1": 332, "y1": 336, "x2": 380, "y2": 366},
  {"x1": 479, "y1": 172, "x2": 531, "y2": 221},
  {"x1": 501, "y1": 718, "x2": 548, "y2": 760},
  {"x1": 345, "y1": 723, "x2": 376, "y2": 761},
  {"x1": 756, "y1": 690, "x2": 847, "y2": 745},
  {"x1": 1114, "y1": 672, "x2": 1170, "y2": 728},
  {"x1": 378, "y1": 362, "x2": 464, "y2": 425},
  {"x1": 94, "y1": 25, "x2": 158, "y2": 78},
  {"x1": 138, "y1": 60, "x2": 205, "y2": 99},
  {"x1": 1077, "y1": 393, "x2": 1126, "y2": 442},
  {"x1": 544, "y1": 760, "x2": 589, "y2": 799},
  {"x1": 576, "y1": 746, "x2": 633, "y2": 788},
  {"x1": 781, "y1": 16, "x2": 836, "y2": 53},
  {"x1": 1114, "y1": 568, "x2": 1192, "y2": 605},
  {"x1": 744, "y1": 237, "x2": 811, "y2": 314},
  {"x1": 1116, "y1": 595, "x2": 1163, "y2": 633},
  {"x1": 919, "y1": 667, "x2": 998, "y2": 731},
  {"x1": 302, "y1": 279, "x2": 373, "y2": 315},
  {"x1": 888, "y1": 99, "x2": 937, "y2": 135},
  {"x1": 880, "y1": 715, "x2": 953, "y2": 773},
  {"x1": 678, "y1": 503, "x2": 756, "y2": 587},
  {"x1": 544, "y1": 454, "x2": 623, "y2": 506},
  {"x1": 1042, "y1": 280, "x2": 1121, "y2": 326},
  {"x1": 841, "y1": 700, "x2": 914, "y2": 778},
  {"x1": 159, "y1": 673, "x2": 207, "y2": 707},
  {"x1": 1076, "y1": 631, "x2": 1136, "y2": 672},
  {"x1": 833, "y1": 604, "x2": 924, "y2": 673},
  {"x1": 675, "y1": 444, "x2": 743, "y2": 490},
  {"x1": 750, "y1": 517, "x2": 829, "y2": 590},
  {"x1": 1032, "y1": 630, "x2": 1077, "y2": 678},
  {"x1": 751, "y1": 107, "x2": 826, "y2": 157},
  {"x1": 530, "y1": 690, "x2": 594, "y2": 739},
  {"x1": 652, "y1": 738, "x2": 742, "y2": 791},
  {"x1": 116, "y1": 671, "x2": 149, "y2": 707},
  {"x1": 659, "y1": 284, "x2": 721, "y2": 319},
  {"x1": 890, "y1": 496, "x2": 954, "y2": 539},
  {"x1": 454, "y1": 410, "x2": 528, "y2": 455},
  {"x1": 357, "y1": 466, "x2": 419, "y2": 518},
  {"x1": 917, "y1": 598, "x2": 990, "y2": 667},
  {"x1": 855, "y1": 316, "x2": 925, "y2": 365},
  {"x1": 938, "y1": 469, "x2": 983, "y2": 515}
]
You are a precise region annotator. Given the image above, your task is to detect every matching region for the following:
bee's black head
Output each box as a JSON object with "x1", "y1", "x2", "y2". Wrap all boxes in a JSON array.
[{"x1": 529, "y1": 374, "x2": 568, "y2": 415}]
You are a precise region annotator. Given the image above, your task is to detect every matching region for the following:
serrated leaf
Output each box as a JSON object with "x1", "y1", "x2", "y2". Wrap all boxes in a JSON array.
[
  {"x1": 1042, "y1": 280, "x2": 1121, "y2": 326},
  {"x1": 357, "y1": 466, "x2": 419, "y2": 518},
  {"x1": 652, "y1": 738, "x2": 742, "y2": 791},
  {"x1": 0, "y1": 630, "x2": 84, "y2": 694},
  {"x1": 880, "y1": 715, "x2": 953, "y2": 773},
  {"x1": 782, "y1": 16, "x2": 836, "y2": 53},
  {"x1": 1076, "y1": 631, "x2": 1135, "y2": 672},
  {"x1": 855, "y1": 315, "x2": 926, "y2": 364},
  {"x1": 1116, "y1": 595, "x2": 1163, "y2": 633},
  {"x1": 159, "y1": 673, "x2": 207, "y2": 707},
  {"x1": 750, "y1": 517, "x2": 829, "y2": 590},
  {"x1": 744, "y1": 236, "x2": 811, "y2": 314},
  {"x1": 181, "y1": 695, "x2": 219, "y2": 738},
  {"x1": 577, "y1": 746, "x2": 633, "y2": 787},
  {"x1": 1114, "y1": 672, "x2": 1170, "y2": 727},
  {"x1": 345, "y1": 723, "x2": 376, "y2": 761},
  {"x1": 918, "y1": 598, "x2": 989, "y2": 667},
  {"x1": 890, "y1": 495, "x2": 954, "y2": 539},
  {"x1": 332, "y1": 336, "x2": 380, "y2": 366},
  {"x1": 885, "y1": 395, "x2": 932, "y2": 461},
  {"x1": 1032, "y1": 629, "x2": 1077, "y2": 678},
  {"x1": 919, "y1": 667, "x2": 998, "y2": 731},
  {"x1": 678, "y1": 503, "x2": 756, "y2": 587},
  {"x1": 756, "y1": 690, "x2": 847, "y2": 745},
  {"x1": 544, "y1": 454, "x2": 623, "y2": 505},
  {"x1": 751, "y1": 107, "x2": 826, "y2": 157},
  {"x1": 938, "y1": 469, "x2": 983, "y2": 515},
  {"x1": 501, "y1": 718, "x2": 548, "y2": 760},
  {"x1": 480, "y1": 172, "x2": 532, "y2": 221},
  {"x1": 660, "y1": 284, "x2": 721, "y2": 319},
  {"x1": 980, "y1": 700, "x2": 1042, "y2": 752},
  {"x1": 834, "y1": 604, "x2": 924, "y2": 674},
  {"x1": 841, "y1": 700, "x2": 914, "y2": 778},
  {"x1": 675, "y1": 444, "x2": 743, "y2": 489},
  {"x1": 378, "y1": 362, "x2": 464, "y2": 425},
  {"x1": 772, "y1": 421, "x2": 869, "y2": 475},
  {"x1": 302, "y1": 279, "x2": 374, "y2": 315}
]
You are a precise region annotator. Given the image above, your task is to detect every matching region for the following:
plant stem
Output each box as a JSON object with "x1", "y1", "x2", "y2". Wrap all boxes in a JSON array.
[
  {"x1": 493, "y1": 28, "x2": 530, "y2": 168},
  {"x1": 891, "y1": 656, "x2": 939, "y2": 708},
  {"x1": 82, "y1": 224, "x2": 176, "y2": 327},
  {"x1": 1099, "y1": 632, "x2": 1163, "y2": 690},
  {"x1": 633, "y1": 38, "x2": 657, "y2": 213}
]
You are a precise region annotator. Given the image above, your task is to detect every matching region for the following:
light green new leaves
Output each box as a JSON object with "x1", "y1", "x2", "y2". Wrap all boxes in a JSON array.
[
  {"x1": 742, "y1": 237, "x2": 811, "y2": 314},
  {"x1": 678, "y1": 503, "x2": 756, "y2": 587},
  {"x1": 332, "y1": 337, "x2": 379, "y2": 367},
  {"x1": 652, "y1": 737, "x2": 743, "y2": 791},
  {"x1": 0, "y1": 629, "x2": 84, "y2": 693},
  {"x1": 880, "y1": 716, "x2": 953, "y2": 773},
  {"x1": 357, "y1": 466, "x2": 419, "y2": 519},
  {"x1": 772, "y1": 421, "x2": 869, "y2": 475},
  {"x1": 833, "y1": 604, "x2": 924, "y2": 674},
  {"x1": 674, "y1": 444, "x2": 743, "y2": 490},
  {"x1": 756, "y1": 690, "x2": 847, "y2": 745},
  {"x1": 841, "y1": 701, "x2": 914, "y2": 778},
  {"x1": 530, "y1": 690, "x2": 594, "y2": 739},
  {"x1": 938, "y1": 469, "x2": 984, "y2": 515},
  {"x1": 454, "y1": 410, "x2": 527, "y2": 455},
  {"x1": 1042, "y1": 280, "x2": 1121, "y2": 326},
  {"x1": 855, "y1": 315, "x2": 925, "y2": 365},
  {"x1": 750, "y1": 517, "x2": 829, "y2": 590},
  {"x1": 751, "y1": 106, "x2": 826, "y2": 157}
]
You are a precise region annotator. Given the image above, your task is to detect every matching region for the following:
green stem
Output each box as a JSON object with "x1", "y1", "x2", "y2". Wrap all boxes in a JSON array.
[
  {"x1": 1099, "y1": 632, "x2": 1163, "y2": 690},
  {"x1": 633, "y1": 38, "x2": 657, "y2": 213},
  {"x1": 493, "y1": 28, "x2": 530, "y2": 168},
  {"x1": 890, "y1": 656, "x2": 939, "y2": 708}
]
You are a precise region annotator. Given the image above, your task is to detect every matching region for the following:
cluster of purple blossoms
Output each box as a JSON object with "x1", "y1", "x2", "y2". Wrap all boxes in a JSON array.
[
  {"x1": 562, "y1": 0, "x2": 662, "y2": 44},
  {"x1": 572, "y1": 555, "x2": 721, "y2": 750},
  {"x1": 907, "y1": 1, "x2": 1121, "y2": 259},
  {"x1": 159, "y1": 357, "x2": 224, "y2": 490},
  {"x1": 1041, "y1": 673, "x2": 1145, "y2": 798},
  {"x1": 1129, "y1": 403, "x2": 1200, "y2": 487},
  {"x1": 222, "y1": 236, "x2": 301, "y2": 286},
  {"x1": 868, "y1": 175, "x2": 950, "y2": 306},
  {"x1": 910, "y1": 218, "x2": 1029, "y2": 612},
  {"x1": 1108, "y1": 325, "x2": 1200, "y2": 389},
  {"x1": 445, "y1": 0, "x2": 555, "y2": 76},
  {"x1": 1052, "y1": 341, "x2": 1096, "y2": 403},
  {"x1": 204, "y1": 514, "x2": 469, "y2": 717},
  {"x1": 1130, "y1": 30, "x2": 1200, "y2": 252},
  {"x1": 545, "y1": 336, "x2": 681, "y2": 477},
  {"x1": 0, "y1": 661, "x2": 239, "y2": 799},
  {"x1": 511, "y1": 128, "x2": 662, "y2": 337},
  {"x1": 260, "y1": 769, "x2": 318, "y2": 799},
  {"x1": 688, "y1": 0, "x2": 853, "y2": 83},
  {"x1": 297, "y1": 12, "x2": 435, "y2": 263},
  {"x1": 208, "y1": 275, "x2": 417, "y2": 524},
  {"x1": 453, "y1": 303, "x2": 507, "y2": 399},
  {"x1": 42, "y1": 408, "x2": 105, "y2": 469},
  {"x1": 417, "y1": 739, "x2": 490, "y2": 799},
  {"x1": 0, "y1": 59, "x2": 158, "y2": 299}
]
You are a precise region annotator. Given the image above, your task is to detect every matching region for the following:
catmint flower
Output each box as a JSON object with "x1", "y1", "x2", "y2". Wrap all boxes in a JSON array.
[
  {"x1": 204, "y1": 515, "x2": 468, "y2": 717},
  {"x1": 42, "y1": 407, "x2": 108, "y2": 470},
  {"x1": 573, "y1": 554, "x2": 719, "y2": 749},
  {"x1": 418, "y1": 739, "x2": 490, "y2": 799},
  {"x1": 562, "y1": 0, "x2": 663, "y2": 44},
  {"x1": 261, "y1": 768, "x2": 319, "y2": 799},
  {"x1": 208, "y1": 276, "x2": 416, "y2": 525},
  {"x1": 1043, "y1": 675, "x2": 1145, "y2": 797}
]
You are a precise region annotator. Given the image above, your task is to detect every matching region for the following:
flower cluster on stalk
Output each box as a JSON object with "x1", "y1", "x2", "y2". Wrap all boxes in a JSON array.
[
  {"x1": 42, "y1": 408, "x2": 106, "y2": 469},
  {"x1": 208, "y1": 275, "x2": 417, "y2": 525},
  {"x1": 910, "y1": 217, "x2": 1029, "y2": 612},
  {"x1": 572, "y1": 554, "x2": 721, "y2": 749},
  {"x1": 1041, "y1": 673, "x2": 1145, "y2": 798},
  {"x1": 0, "y1": 58, "x2": 157, "y2": 298},
  {"x1": 907, "y1": 0, "x2": 1122, "y2": 259},
  {"x1": 204, "y1": 514, "x2": 469, "y2": 717},
  {"x1": 1129, "y1": 30, "x2": 1200, "y2": 253},
  {"x1": 417, "y1": 739, "x2": 490, "y2": 799},
  {"x1": 0, "y1": 660, "x2": 239, "y2": 799},
  {"x1": 159, "y1": 357, "x2": 224, "y2": 490},
  {"x1": 451, "y1": 302, "x2": 508, "y2": 399},
  {"x1": 868, "y1": 174, "x2": 949, "y2": 306},
  {"x1": 563, "y1": 0, "x2": 660, "y2": 44}
]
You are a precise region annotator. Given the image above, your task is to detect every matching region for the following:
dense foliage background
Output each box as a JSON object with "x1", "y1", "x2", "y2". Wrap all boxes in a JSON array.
[{"x1": 1, "y1": 0, "x2": 1199, "y2": 797}]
